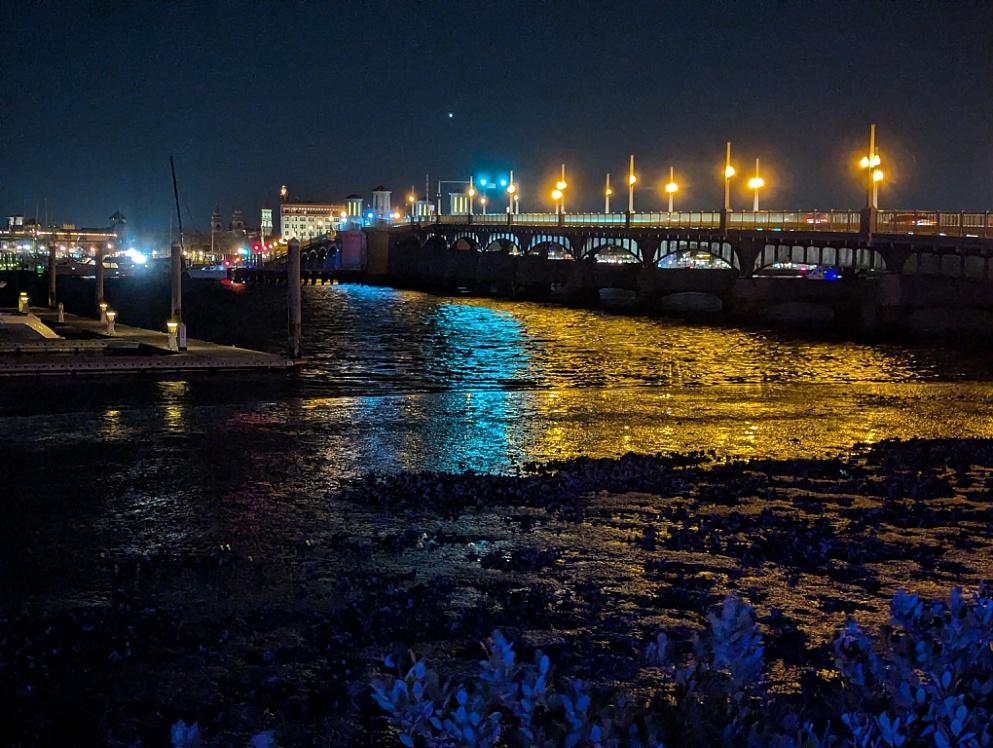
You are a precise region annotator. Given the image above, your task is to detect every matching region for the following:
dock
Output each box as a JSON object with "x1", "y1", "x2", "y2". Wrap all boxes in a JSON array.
[{"x1": 0, "y1": 308, "x2": 298, "y2": 377}]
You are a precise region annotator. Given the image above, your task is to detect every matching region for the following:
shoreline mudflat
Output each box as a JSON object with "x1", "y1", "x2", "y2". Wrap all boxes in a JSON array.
[{"x1": 3, "y1": 438, "x2": 992, "y2": 745}]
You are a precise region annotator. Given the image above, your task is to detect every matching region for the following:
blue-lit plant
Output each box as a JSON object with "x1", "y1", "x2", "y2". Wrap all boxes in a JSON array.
[
  {"x1": 833, "y1": 586, "x2": 993, "y2": 747},
  {"x1": 169, "y1": 721, "x2": 275, "y2": 748},
  {"x1": 370, "y1": 588, "x2": 993, "y2": 748}
]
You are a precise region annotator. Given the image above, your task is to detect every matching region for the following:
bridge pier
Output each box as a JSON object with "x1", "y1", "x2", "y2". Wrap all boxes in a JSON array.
[{"x1": 562, "y1": 262, "x2": 600, "y2": 308}]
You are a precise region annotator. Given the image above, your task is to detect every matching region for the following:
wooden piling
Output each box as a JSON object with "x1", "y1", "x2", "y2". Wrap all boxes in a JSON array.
[{"x1": 288, "y1": 238, "x2": 301, "y2": 359}]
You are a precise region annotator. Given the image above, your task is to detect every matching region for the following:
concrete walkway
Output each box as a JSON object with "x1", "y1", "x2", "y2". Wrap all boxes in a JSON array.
[{"x1": 0, "y1": 308, "x2": 297, "y2": 376}]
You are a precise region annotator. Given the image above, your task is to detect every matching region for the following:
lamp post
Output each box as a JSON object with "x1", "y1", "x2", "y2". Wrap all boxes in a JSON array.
[
  {"x1": 408, "y1": 186, "x2": 416, "y2": 222},
  {"x1": 555, "y1": 164, "x2": 568, "y2": 213},
  {"x1": 166, "y1": 320, "x2": 179, "y2": 352},
  {"x1": 664, "y1": 166, "x2": 678, "y2": 213},
  {"x1": 604, "y1": 173, "x2": 613, "y2": 213},
  {"x1": 723, "y1": 141, "x2": 736, "y2": 211},
  {"x1": 467, "y1": 176, "x2": 477, "y2": 216},
  {"x1": 747, "y1": 158, "x2": 765, "y2": 212},
  {"x1": 506, "y1": 170, "x2": 518, "y2": 214},
  {"x1": 627, "y1": 154, "x2": 637, "y2": 213},
  {"x1": 860, "y1": 123, "x2": 883, "y2": 209},
  {"x1": 551, "y1": 189, "x2": 563, "y2": 215}
]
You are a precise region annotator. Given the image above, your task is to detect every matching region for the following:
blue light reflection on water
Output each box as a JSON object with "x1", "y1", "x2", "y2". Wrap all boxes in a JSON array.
[{"x1": 6, "y1": 283, "x2": 993, "y2": 479}]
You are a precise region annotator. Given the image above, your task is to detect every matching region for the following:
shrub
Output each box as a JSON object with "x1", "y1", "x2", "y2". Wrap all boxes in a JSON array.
[{"x1": 372, "y1": 587, "x2": 993, "y2": 748}]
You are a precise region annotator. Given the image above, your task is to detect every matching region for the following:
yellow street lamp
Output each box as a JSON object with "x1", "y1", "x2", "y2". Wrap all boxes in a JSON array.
[
  {"x1": 627, "y1": 154, "x2": 637, "y2": 213},
  {"x1": 604, "y1": 173, "x2": 613, "y2": 212},
  {"x1": 747, "y1": 158, "x2": 765, "y2": 211},
  {"x1": 723, "y1": 141, "x2": 735, "y2": 211},
  {"x1": 664, "y1": 166, "x2": 679, "y2": 212},
  {"x1": 467, "y1": 176, "x2": 477, "y2": 215},
  {"x1": 860, "y1": 123, "x2": 883, "y2": 208},
  {"x1": 556, "y1": 164, "x2": 568, "y2": 212},
  {"x1": 551, "y1": 188, "x2": 563, "y2": 214},
  {"x1": 506, "y1": 170, "x2": 518, "y2": 214}
]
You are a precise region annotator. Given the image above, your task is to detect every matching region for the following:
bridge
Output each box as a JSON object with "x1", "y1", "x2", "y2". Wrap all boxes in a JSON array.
[{"x1": 238, "y1": 207, "x2": 993, "y2": 332}]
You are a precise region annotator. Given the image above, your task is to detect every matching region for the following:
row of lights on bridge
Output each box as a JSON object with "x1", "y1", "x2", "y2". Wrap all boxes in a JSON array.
[{"x1": 402, "y1": 124, "x2": 885, "y2": 216}]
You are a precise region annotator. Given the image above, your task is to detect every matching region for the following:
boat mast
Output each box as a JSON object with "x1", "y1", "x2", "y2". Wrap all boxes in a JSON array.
[{"x1": 170, "y1": 155, "x2": 185, "y2": 252}]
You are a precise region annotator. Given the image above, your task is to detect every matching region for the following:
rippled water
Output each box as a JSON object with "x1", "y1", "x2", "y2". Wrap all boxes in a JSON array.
[
  {"x1": 7, "y1": 283, "x2": 993, "y2": 745},
  {"x1": 5, "y1": 283, "x2": 993, "y2": 475}
]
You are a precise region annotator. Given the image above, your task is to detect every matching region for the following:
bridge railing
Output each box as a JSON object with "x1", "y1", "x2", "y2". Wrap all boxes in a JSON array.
[
  {"x1": 727, "y1": 210, "x2": 861, "y2": 233},
  {"x1": 876, "y1": 211, "x2": 992, "y2": 238},
  {"x1": 430, "y1": 210, "x2": 991, "y2": 237},
  {"x1": 631, "y1": 211, "x2": 722, "y2": 228}
]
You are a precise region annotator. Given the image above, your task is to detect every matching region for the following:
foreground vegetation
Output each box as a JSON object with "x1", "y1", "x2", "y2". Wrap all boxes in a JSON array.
[{"x1": 369, "y1": 587, "x2": 993, "y2": 747}]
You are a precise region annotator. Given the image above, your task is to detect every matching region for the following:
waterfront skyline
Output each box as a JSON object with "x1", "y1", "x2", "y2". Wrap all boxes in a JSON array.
[{"x1": 2, "y1": 0, "x2": 992, "y2": 234}]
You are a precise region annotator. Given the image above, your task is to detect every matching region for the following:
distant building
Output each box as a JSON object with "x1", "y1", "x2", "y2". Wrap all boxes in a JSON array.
[
  {"x1": 260, "y1": 208, "x2": 273, "y2": 238},
  {"x1": 279, "y1": 185, "x2": 345, "y2": 242},
  {"x1": 345, "y1": 195, "x2": 364, "y2": 217},
  {"x1": 1, "y1": 211, "x2": 122, "y2": 256},
  {"x1": 371, "y1": 186, "x2": 392, "y2": 220},
  {"x1": 413, "y1": 200, "x2": 434, "y2": 219},
  {"x1": 211, "y1": 206, "x2": 224, "y2": 234},
  {"x1": 230, "y1": 208, "x2": 246, "y2": 236},
  {"x1": 207, "y1": 205, "x2": 260, "y2": 257}
]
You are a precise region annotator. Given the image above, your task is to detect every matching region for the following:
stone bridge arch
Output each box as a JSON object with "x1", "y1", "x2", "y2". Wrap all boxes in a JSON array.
[
  {"x1": 451, "y1": 230, "x2": 481, "y2": 251},
  {"x1": 903, "y1": 248, "x2": 993, "y2": 280},
  {"x1": 582, "y1": 236, "x2": 642, "y2": 264},
  {"x1": 753, "y1": 244, "x2": 886, "y2": 274},
  {"x1": 483, "y1": 231, "x2": 523, "y2": 255},
  {"x1": 657, "y1": 239, "x2": 740, "y2": 270},
  {"x1": 525, "y1": 233, "x2": 575, "y2": 259}
]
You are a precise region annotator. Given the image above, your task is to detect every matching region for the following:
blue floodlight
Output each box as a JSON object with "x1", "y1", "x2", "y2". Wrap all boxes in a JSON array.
[
  {"x1": 478, "y1": 176, "x2": 489, "y2": 187},
  {"x1": 498, "y1": 177, "x2": 508, "y2": 187}
]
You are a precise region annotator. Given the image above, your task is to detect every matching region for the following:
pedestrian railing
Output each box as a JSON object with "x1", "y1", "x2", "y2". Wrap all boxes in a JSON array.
[{"x1": 430, "y1": 210, "x2": 992, "y2": 238}]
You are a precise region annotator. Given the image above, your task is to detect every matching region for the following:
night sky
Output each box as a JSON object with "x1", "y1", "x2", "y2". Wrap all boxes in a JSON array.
[{"x1": 3, "y1": 0, "x2": 992, "y2": 237}]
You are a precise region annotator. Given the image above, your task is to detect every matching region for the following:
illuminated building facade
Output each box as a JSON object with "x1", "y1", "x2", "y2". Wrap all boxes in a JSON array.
[{"x1": 279, "y1": 185, "x2": 345, "y2": 241}]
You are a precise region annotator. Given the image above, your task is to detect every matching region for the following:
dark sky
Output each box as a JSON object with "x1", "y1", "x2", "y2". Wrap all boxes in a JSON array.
[{"x1": 3, "y1": 0, "x2": 992, "y2": 236}]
